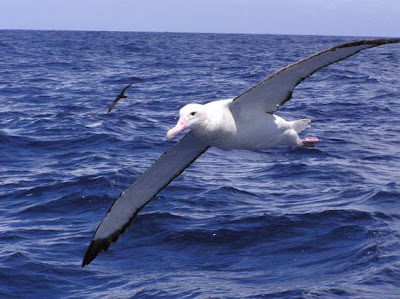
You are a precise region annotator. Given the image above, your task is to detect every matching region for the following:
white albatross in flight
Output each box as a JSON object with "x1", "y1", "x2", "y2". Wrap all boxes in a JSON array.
[{"x1": 82, "y1": 38, "x2": 400, "y2": 267}]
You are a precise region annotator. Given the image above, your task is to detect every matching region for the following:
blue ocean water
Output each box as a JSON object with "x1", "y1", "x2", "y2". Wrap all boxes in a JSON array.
[{"x1": 1, "y1": 30, "x2": 400, "y2": 298}]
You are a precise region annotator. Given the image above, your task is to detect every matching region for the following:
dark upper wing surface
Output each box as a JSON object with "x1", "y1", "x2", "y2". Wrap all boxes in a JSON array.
[
  {"x1": 232, "y1": 39, "x2": 400, "y2": 113},
  {"x1": 82, "y1": 132, "x2": 209, "y2": 267}
]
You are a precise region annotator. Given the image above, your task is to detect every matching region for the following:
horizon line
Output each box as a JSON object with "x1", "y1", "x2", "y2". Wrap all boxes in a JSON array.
[{"x1": 0, "y1": 27, "x2": 391, "y2": 39}]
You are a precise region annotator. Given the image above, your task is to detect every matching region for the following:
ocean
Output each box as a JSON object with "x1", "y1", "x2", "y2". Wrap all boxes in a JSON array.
[{"x1": 0, "y1": 30, "x2": 399, "y2": 298}]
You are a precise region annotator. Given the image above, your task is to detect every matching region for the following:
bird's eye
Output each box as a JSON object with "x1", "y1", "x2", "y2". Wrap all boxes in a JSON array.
[{"x1": 190, "y1": 112, "x2": 196, "y2": 116}]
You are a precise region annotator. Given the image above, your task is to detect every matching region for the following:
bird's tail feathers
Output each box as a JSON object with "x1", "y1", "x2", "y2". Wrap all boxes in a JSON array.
[{"x1": 290, "y1": 118, "x2": 311, "y2": 134}]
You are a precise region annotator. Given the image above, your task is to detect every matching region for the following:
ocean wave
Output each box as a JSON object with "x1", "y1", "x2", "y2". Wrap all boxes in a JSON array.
[{"x1": 1, "y1": 30, "x2": 400, "y2": 298}]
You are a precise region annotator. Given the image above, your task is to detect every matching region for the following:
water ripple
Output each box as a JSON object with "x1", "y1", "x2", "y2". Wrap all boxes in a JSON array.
[{"x1": 0, "y1": 30, "x2": 399, "y2": 298}]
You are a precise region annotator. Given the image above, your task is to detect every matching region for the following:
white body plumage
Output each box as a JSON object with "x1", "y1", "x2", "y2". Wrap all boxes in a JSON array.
[{"x1": 169, "y1": 98, "x2": 310, "y2": 149}]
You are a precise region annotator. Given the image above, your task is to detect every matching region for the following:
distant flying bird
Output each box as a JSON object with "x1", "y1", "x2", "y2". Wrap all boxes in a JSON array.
[
  {"x1": 83, "y1": 38, "x2": 400, "y2": 267},
  {"x1": 108, "y1": 82, "x2": 134, "y2": 113}
]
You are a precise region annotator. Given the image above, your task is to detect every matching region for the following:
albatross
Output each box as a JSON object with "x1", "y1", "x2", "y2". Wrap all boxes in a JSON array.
[
  {"x1": 83, "y1": 38, "x2": 400, "y2": 267},
  {"x1": 108, "y1": 81, "x2": 134, "y2": 113}
]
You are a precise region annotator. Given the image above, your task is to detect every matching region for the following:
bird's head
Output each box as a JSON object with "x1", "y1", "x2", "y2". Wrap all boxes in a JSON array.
[{"x1": 167, "y1": 103, "x2": 207, "y2": 140}]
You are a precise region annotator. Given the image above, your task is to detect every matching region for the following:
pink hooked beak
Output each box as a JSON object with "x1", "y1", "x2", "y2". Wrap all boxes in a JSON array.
[{"x1": 166, "y1": 116, "x2": 188, "y2": 140}]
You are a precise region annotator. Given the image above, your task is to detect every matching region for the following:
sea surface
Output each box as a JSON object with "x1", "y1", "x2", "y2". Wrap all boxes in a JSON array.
[{"x1": 0, "y1": 30, "x2": 400, "y2": 298}]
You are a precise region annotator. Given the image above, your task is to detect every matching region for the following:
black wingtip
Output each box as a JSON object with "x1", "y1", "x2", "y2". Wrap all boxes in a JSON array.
[
  {"x1": 82, "y1": 228, "x2": 127, "y2": 267},
  {"x1": 82, "y1": 242, "x2": 95, "y2": 268},
  {"x1": 82, "y1": 238, "x2": 112, "y2": 268},
  {"x1": 335, "y1": 38, "x2": 400, "y2": 50}
]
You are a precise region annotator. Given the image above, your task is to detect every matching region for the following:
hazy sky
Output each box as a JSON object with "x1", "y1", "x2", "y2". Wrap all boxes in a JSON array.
[{"x1": 1, "y1": 0, "x2": 399, "y2": 37}]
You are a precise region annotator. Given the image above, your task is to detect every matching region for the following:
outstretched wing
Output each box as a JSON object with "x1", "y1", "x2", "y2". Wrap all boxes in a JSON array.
[
  {"x1": 82, "y1": 132, "x2": 209, "y2": 267},
  {"x1": 108, "y1": 96, "x2": 122, "y2": 113},
  {"x1": 108, "y1": 82, "x2": 134, "y2": 113},
  {"x1": 232, "y1": 38, "x2": 400, "y2": 113}
]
